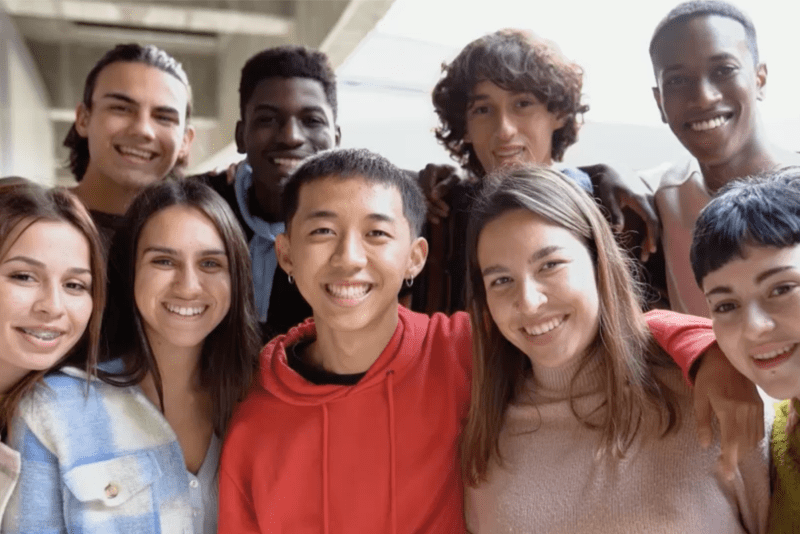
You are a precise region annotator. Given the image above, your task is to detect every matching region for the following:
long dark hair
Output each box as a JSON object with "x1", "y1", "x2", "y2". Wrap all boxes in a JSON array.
[
  {"x1": 102, "y1": 179, "x2": 259, "y2": 436},
  {"x1": 0, "y1": 177, "x2": 106, "y2": 433},
  {"x1": 64, "y1": 43, "x2": 193, "y2": 181},
  {"x1": 461, "y1": 167, "x2": 678, "y2": 485}
]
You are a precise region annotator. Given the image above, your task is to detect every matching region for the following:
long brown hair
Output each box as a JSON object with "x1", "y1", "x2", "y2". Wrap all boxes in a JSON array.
[
  {"x1": 0, "y1": 177, "x2": 106, "y2": 434},
  {"x1": 101, "y1": 178, "x2": 259, "y2": 437},
  {"x1": 461, "y1": 167, "x2": 678, "y2": 485}
]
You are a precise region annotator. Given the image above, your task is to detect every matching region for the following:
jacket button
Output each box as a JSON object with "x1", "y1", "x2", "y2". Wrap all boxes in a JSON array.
[{"x1": 105, "y1": 483, "x2": 119, "y2": 499}]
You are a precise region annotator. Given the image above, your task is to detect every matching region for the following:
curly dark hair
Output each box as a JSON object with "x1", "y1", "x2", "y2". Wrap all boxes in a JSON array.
[
  {"x1": 239, "y1": 45, "x2": 337, "y2": 121},
  {"x1": 432, "y1": 29, "x2": 588, "y2": 176},
  {"x1": 63, "y1": 43, "x2": 192, "y2": 182}
]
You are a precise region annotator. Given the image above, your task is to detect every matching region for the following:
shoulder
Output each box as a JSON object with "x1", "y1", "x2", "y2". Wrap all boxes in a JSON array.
[{"x1": 639, "y1": 159, "x2": 698, "y2": 192}]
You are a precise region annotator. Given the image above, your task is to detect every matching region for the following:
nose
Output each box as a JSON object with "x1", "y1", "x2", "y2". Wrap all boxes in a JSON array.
[
  {"x1": 129, "y1": 109, "x2": 156, "y2": 140},
  {"x1": 33, "y1": 281, "x2": 65, "y2": 318},
  {"x1": 494, "y1": 109, "x2": 517, "y2": 142},
  {"x1": 515, "y1": 277, "x2": 547, "y2": 313},
  {"x1": 743, "y1": 303, "x2": 776, "y2": 340},
  {"x1": 277, "y1": 117, "x2": 305, "y2": 147},
  {"x1": 692, "y1": 77, "x2": 722, "y2": 108},
  {"x1": 173, "y1": 264, "x2": 203, "y2": 297},
  {"x1": 330, "y1": 232, "x2": 367, "y2": 271}
]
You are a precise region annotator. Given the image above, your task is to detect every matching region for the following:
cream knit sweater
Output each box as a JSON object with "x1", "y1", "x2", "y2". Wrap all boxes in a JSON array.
[{"x1": 465, "y1": 355, "x2": 771, "y2": 534}]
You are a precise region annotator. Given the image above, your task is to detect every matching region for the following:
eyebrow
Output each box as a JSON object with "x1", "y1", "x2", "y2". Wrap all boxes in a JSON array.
[
  {"x1": 661, "y1": 53, "x2": 740, "y2": 75},
  {"x1": 3, "y1": 255, "x2": 91, "y2": 276},
  {"x1": 141, "y1": 246, "x2": 226, "y2": 256},
  {"x1": 481, "y1": 245, "x2": 562, "y2": 277},
  {"x1": 304, "y1": 211, "x2": 396, "y2": 224},
  {"x1": 101, "y1": 92, "x2": 180, "y2": 117},
  {"x1": 705, "y1": 265, "x2": 796, "y2": 297},
  {"x1": 252, "y1": 103, "x2": 328, "y2": 115}
]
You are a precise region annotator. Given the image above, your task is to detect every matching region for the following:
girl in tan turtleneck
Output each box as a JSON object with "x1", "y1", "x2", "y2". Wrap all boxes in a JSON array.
[{"x1": 461, "y1": 167, "x2": 770, "y2": 534}]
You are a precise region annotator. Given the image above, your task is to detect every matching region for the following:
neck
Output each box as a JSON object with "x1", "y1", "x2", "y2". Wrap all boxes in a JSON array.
[
  {"x1": 142, "y1": 339, "x2": 204, "y2": 400},
  {"x1": 699, "y1": 136, "x2": 778, "y2": 193},
  {"x1": 309, "y1": 306, "x2": 400, "y2": 375},
  {"x1": 250, "y1": 177, "x2": 282, "y2": 223},
  {"x1": 72, "y1": 170, "x2": 140, "y2": 215}
]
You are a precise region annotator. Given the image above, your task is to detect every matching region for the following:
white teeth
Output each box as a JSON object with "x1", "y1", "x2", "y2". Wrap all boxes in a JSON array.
[
  {"x1": 752, "y1": 344, "x2": 797, "y2": 360},
  {"x1": 689, "y1": 115, "x2": 730, "y2": 132},
  {"x1": 523, "y1": 317, "x2": 564, "y2": 336},
  {"x1": 117, "y1": 146, "x2": 155, "y2": 160},
  {"x1": 326, "y1": 283, "x2": 370, "y2": 299},
  {"x1": 273, "y1": 158, "x2": 303, "y2": 170},
  {"x1": 21, "y1": 328, "x2": 61, "y2": 341},
  {"x1": 164, "y1": 303, "x2": 205, "y2": 317}
]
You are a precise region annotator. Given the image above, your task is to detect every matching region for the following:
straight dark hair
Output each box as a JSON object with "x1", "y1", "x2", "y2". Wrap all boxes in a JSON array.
[
  {"x1": 101, "y1": 179, "x2": 259, "y2": 436},
  {"x1": 461, "y1": 167, "x2": 679, "y2": 485},
  {"x1": 0, "y1": 177, "x2": 106, "y2": 434},
  {"x1": 691, "y1": 166, "x2": 800, "y2": 286}
]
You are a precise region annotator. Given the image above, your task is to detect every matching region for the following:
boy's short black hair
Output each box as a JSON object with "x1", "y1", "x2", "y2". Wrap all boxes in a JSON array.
[
  {"x1": 649, "y1": 1, "x2": 759, "y2": 66},
  {"x1": 238, "y1": 46, "x2": 337, "y2": 121},
  {"x1": 691, "y1": 166, "x2": 800, "y2": 286},
  {"x1": 281, "y1": 148, "x2": 426, "y2": 237},
  {"x1": 433, "y1": 29, "x2": 587, "y2": 176}
]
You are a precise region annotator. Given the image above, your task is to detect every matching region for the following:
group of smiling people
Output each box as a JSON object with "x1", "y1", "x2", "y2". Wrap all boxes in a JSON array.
[{"x1": 1, "y1": 0, "x2": 799, "y2": 532}]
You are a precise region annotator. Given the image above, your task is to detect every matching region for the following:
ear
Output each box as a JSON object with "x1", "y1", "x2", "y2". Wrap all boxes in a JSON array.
[
  {"x1": 405, "y1": 236, "x2": 429, "y2": 280},
  {"x1": 554, "y1": 112, "x2": 568, "y2": 130},
  {"x1": 178, "y1": 125, "x2": 196, "y2": 162},
  {"x1": 75, "y1": 103, "x2": 91, "y2": 137},
  {"x1": 275, "y1": 233, "x2": 294, "y2": 275},
  {"x1": 235, "y1": 120, "x2": 246, "y2": 154},
  {"x1": 652, "y1": 86, "x2": 667, "y2": 123},
  {"x1": 462, "y1": 128, "x2": 472, "y2": 144},
  {"x1": 755, "y1": 63, "x2": 767, "y2": 101},
  {"x1": 334, "y1": 124, "x2": 342, "y2": 147}
]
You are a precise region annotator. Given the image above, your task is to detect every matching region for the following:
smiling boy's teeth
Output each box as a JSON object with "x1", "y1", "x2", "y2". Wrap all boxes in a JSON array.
[
  {"x1": 690, "y1": 115, "x2": 729, "y2": 132},
  {"x1": 326, "y1": 283, "x2": 370, "y2": 299},
  {"x1": 273, "y1": 158, "x2": 303, "y2": 170},
  {"x1": 164, "y1": 303, "x2": 205, "y2": 317},
  {"x1": 118, "y1": 146, "x2": 154, "y2": 160},
  {"x1": 523, "y1": 317, "x2": 564, "y2": 336},
  {"x1": 21, "y1": 328, "x2": 61, "y2": 341},
  {"x1": 752, "y1": 343, "x2": 797, "y2": 360}
]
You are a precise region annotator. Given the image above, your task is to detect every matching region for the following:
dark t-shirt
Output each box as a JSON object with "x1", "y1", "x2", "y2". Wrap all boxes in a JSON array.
[{"x1": 287, "y1": 340, "x2": 365, "y2": 386}]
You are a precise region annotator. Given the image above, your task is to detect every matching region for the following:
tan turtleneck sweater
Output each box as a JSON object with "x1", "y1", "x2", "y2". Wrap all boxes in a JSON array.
[{"x1": 465, "y1": 355, "x2": 771, "y2": 534}]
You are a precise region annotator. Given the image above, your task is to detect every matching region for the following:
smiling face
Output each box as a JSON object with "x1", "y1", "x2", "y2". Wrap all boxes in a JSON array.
[
  {"x1": 0, "y1": 220, "x2": 93, "y2": 389},
  {"x1": 276, "y1": 175, "x2": 427, "y2": 337},
  {"x1": 464, "y1": 80, "x2": 566, "y2": 174},
  {"x1": 651, "y1": 15, "x2": 766, "y2": 168},
  {"x1": 76, "y1": 61, "x2": 194, "y2": 194},
  {"x1": 134, "y1": 206, "x2": 231, "y2": 357},
  {"x1": 236, "y1": 77, "x2": 340, "y2": 200},
  {"x1": 478, "y1": 208, "x2": 599, "y2": 368},
  {"x1": 702, "y1": 244, "x2": 800, "y2": 400}
]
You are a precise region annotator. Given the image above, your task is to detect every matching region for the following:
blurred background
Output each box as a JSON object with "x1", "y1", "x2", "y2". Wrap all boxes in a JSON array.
[{"x1": 1, "y1": 0, "x2": 798, "y2": 185}]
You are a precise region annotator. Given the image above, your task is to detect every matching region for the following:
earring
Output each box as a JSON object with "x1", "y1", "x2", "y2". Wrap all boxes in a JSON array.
[
  {"x1": 404, "y1": 277, "x2": 414, "y2": 288},
  {"x1": 287, "y1": 274, "x2": 294, "y2": 285}
]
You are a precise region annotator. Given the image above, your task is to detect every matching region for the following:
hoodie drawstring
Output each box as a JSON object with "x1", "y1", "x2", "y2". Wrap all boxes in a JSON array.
[
  {"x1": 322, "y1": 403, "x2": 330, "y2": 534},
  {"x1": 386, "y1": 370, "x2": 397, "y2": 534}
]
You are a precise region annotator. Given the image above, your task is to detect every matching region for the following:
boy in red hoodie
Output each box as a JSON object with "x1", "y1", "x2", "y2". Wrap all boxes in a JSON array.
[{"x1": 219, "y1": 148, "x2": 760, "y2": 533}]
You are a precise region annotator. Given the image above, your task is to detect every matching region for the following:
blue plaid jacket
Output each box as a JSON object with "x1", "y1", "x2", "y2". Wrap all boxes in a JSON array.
[{"x1": 1, "y1": 362, "x2": 216, "y2": 533}]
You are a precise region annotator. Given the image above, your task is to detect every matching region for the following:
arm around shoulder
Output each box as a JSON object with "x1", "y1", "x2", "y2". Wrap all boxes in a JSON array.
[{"x1": 645, "y1": 309, "x2": 715, "y2": 382}]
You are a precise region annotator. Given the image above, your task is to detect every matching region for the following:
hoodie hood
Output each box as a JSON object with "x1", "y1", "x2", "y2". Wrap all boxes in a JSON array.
[{"x1": 259, "y1": 306, "x2": 426, "y2": 405}]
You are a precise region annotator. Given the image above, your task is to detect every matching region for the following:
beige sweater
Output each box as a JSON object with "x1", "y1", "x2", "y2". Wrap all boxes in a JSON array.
[{"x1": 465, "y1": 356, "x2": 771, "y2": 534}]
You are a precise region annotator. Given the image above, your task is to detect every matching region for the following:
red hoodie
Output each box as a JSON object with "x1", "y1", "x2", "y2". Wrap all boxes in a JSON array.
[{"x1": 218, "y1": 307, "x2": 710, "y2": 533}]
